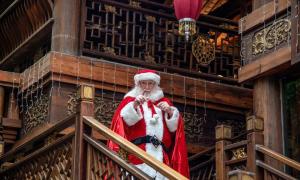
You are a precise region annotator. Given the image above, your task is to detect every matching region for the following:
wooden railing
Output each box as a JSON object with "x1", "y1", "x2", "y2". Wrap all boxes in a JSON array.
[
  {"x1": 0, "y1": 114, "x2": 76, "y2": 179},
  {"x1": 81, "y1": 0, "x2": 240, "y2": 83},
  {"x1": 256, "y1": 144, "x2": 300, "y2": 180},
  {"x1": 189, "y1": 127, "x2": 247, "y2": 179},
  {"x1": 83, "y1": 115, "x2": 188, "y2": 180}
]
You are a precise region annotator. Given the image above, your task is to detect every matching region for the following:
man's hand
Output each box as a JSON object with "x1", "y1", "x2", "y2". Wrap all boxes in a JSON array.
[
  {"x1": 157, "y1": 101, "x2": 173, "y2": 116},
  {"x1": 133, "y1": 95, "x2": 147, "y2": 109}
]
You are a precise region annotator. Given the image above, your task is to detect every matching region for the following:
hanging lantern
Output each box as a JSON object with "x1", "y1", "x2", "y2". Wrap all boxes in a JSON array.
[{"x1": 173, "y1": 0, "x2": 203, "y2": 41}]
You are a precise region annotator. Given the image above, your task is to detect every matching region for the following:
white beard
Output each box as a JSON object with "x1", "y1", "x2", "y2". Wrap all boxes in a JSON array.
[{"x1": 124, "y1": 86, "x2": 164, "y2": 102}]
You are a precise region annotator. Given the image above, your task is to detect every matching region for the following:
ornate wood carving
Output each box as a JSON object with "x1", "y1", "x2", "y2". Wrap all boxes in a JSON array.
[
  {"x1": 252, "y1": 19, "x2": 291, "y2": 55},
  {"x1": 67, "y1": 94, "x2": 119, "y2": 127},
  {"x1": 23, "y1": 95, "x2": 49, "y2": 134},
  {"x1": 2, "y1": 139, "x2": 72, "y2": 180},
  {"x1": 192, "y1": 34, "x2": 215, "y2": 66},
  {"x1": 184, "y1": 112, "x2": 207, "y2": 143},
  {"x1": 67, "y1": 92, "x2": 78, "y2": 116},
  {"x1": 231, "y1": 147, "x2": 247, "y2": 160},
  {"x1": 94, "y1": 97, "x2": 119, "y2": 127},
  {"x1": 242, "y1": 16, "x2": 291, "y2": 65}
]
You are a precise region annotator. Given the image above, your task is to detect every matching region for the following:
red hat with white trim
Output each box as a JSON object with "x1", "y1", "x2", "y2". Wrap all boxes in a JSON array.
[{"x1": 134, "y1": 69, "x2": 160, "y2": 85}]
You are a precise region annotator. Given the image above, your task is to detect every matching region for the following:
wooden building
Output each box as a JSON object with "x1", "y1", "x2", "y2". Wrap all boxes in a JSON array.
[{"x1": 0, "y1": 0, "x2": 298, "y2": 179}]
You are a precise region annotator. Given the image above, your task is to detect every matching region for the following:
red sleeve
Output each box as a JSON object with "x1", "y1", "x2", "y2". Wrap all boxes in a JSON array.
[{"x1": 155, "y1": 97, "x2": 190, "y2": 178}]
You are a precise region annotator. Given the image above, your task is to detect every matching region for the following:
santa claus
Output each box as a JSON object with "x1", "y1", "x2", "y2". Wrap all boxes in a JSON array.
[{"x1": 108, "y1": 69, "x2": 189, "y2": 179}]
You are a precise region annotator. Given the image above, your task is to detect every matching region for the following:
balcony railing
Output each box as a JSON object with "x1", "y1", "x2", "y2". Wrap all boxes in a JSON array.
[{"x1": 81, "y1": 0, "x2": 240, "y2": 83}]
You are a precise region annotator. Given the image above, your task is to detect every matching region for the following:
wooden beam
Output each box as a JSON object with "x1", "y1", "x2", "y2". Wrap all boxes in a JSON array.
[
  {"x1": 240, "y1": 0, "x2": 290, "y2": 33},
  {"x1": 0, "y1": 70, "x2": 19, "y2": 87},
  {"x1": 20, "y1": 52, "x2": 252, "y2": 113},
  {"x1": 50, "y1": 52, "x2": 252, "y2": 109},
  {"x1": 238, "y1": 46, "x2": 291, "y2": 83}
]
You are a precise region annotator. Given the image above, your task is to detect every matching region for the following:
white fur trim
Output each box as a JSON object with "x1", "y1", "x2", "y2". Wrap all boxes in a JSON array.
[
  {"x1": 135, "y1": 163, "x2": 167, "y2": 179},
  {"x1": 120, "y1": 102, "x2": 142, "y2": 126},
  {"x1": 124, "y1": 87, "x2": 164, "y2": 102},
  {"x1": 164, "y1": 106, "x2": 179, "y2": 132},
  {"x1": 134, "y1": 72, "x2": 160, "y2": 85},
  {"x1": 142, "y1": 103, "x2": 164, "y2": 167}
]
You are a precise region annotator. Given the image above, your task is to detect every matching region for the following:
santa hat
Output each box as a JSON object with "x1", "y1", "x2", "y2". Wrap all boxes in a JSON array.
[{"x1": 134, "y1": 69, "x2": 160, "y2": 85}]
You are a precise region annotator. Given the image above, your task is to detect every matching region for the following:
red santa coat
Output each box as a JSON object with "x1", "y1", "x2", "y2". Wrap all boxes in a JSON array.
[{"x1": 108, "y1": 89, "x2": 190, "y2": 178}]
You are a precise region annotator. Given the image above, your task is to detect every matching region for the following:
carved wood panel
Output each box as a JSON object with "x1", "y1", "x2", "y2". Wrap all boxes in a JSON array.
[
  {"x1": 22, "y1": 95, "x2": 50, "y2": 135},
  {"x1": 2, "y1": 139, "x2": 72, "y2": 180},
  {"x1": 241, "y1": 16, "x2": 291, "y2": 65}
]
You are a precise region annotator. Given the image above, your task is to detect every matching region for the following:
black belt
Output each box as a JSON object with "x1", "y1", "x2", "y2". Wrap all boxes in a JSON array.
[{"x1": 131, "y1": 135, "x2": 171, "y2": 153}]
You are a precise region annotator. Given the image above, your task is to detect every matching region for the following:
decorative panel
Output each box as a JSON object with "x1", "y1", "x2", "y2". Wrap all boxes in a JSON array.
[
  {"x1": 22, "y1": 95, "x2": 50, "y2": 135},
  {"x1": 94, "y1": 97, "x2": 119, "y2": 127},
  {"x1": 241, "y1": 16, "x2": 291, "y2": 65},
  {"x1": 2, "y1": 138, "x2": 72, "y2": 180},
  {"x1": 82, "y1": 0, "x2": 240, "y2": 79}
]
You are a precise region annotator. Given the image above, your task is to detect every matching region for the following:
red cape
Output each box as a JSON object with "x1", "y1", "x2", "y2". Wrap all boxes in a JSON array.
[{"x1": 107, "y1": 97, "x2": 190, "y2": 178}]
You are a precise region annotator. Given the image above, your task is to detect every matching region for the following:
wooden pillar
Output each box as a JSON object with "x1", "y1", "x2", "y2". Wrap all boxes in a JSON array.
[
  {"x1": 246, "y1": 115, "x2": 264, "y2": 180},
  {"x1": 72, "y1": 84, "x2": 95, "y2": 180},
  {"x1": 253, "y1": 78, "x2": 283, "y2": 169},
  {"x1": 0, "y1": 86, "x2": 4, "y2": 156},
  {"x1": 215, "y1": 125, "x2": 232, "y2": 180},
  {"x1": 51, "y1": 0, "x2": 81, "y2": 55}
]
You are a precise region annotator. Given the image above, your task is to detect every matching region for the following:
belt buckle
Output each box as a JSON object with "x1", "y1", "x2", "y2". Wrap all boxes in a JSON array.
[{"x1": 150, "y1": 135, "x2": 160, "y2": 148}]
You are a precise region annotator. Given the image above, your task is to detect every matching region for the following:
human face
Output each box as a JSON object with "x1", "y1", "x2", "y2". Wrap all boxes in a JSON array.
[{"x1": 139, "y1": 80, "x2": 156, "y2": 93}]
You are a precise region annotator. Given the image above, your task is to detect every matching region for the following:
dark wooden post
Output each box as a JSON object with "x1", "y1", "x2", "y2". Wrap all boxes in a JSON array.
[
  {"x1": 246, "y1": 115, "x2": 264, "y2": 180},
  {"x1": 253, "y1": 78, "x2": 283, "y2": 178},
  {"x1": 0, "y1": 86, "x2": 4, "y2": 156},
  {"x1": 215, "y1": 125, "x2": 232, "y2": 180},
  {"x1": 51, "y1": 0, "x2": 81, "y2": 55},
  {"x1": 0, "y1": 86, "x2": 4, "y2": 119},
  {"x1": 72, "y1": 84, "x2": 95, "y2": 180}
]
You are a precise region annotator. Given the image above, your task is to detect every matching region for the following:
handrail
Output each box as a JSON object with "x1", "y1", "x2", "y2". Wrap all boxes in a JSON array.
[
  {"x1": 224, "y1": 140, "x2": 248, "y2": 150},
  {"x1": 256, "y1": 144, "x2": 300, "y2": 171},
  {"x1": 256, "y1": 160, "x2": 297, "y2": 180},
  {"x1": 83, "y1": 116, "x2": 188, "y2": 180},
  {"x1": 0, "y1": 114, "x2": 76, "y2": 163}
]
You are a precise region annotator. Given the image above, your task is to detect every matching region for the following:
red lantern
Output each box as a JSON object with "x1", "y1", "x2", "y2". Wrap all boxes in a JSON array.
[{"x1": 173, "y1": 0, "x2": 203, "y2": 41}]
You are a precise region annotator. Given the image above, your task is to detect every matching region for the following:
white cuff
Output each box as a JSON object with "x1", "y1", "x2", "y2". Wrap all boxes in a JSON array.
[
  {"x1": 165, "y1": 106, "x2": 179, "y2": 132},
  {"x1": 120, "y1": 102, "x2": 143, "y2": 126}
]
